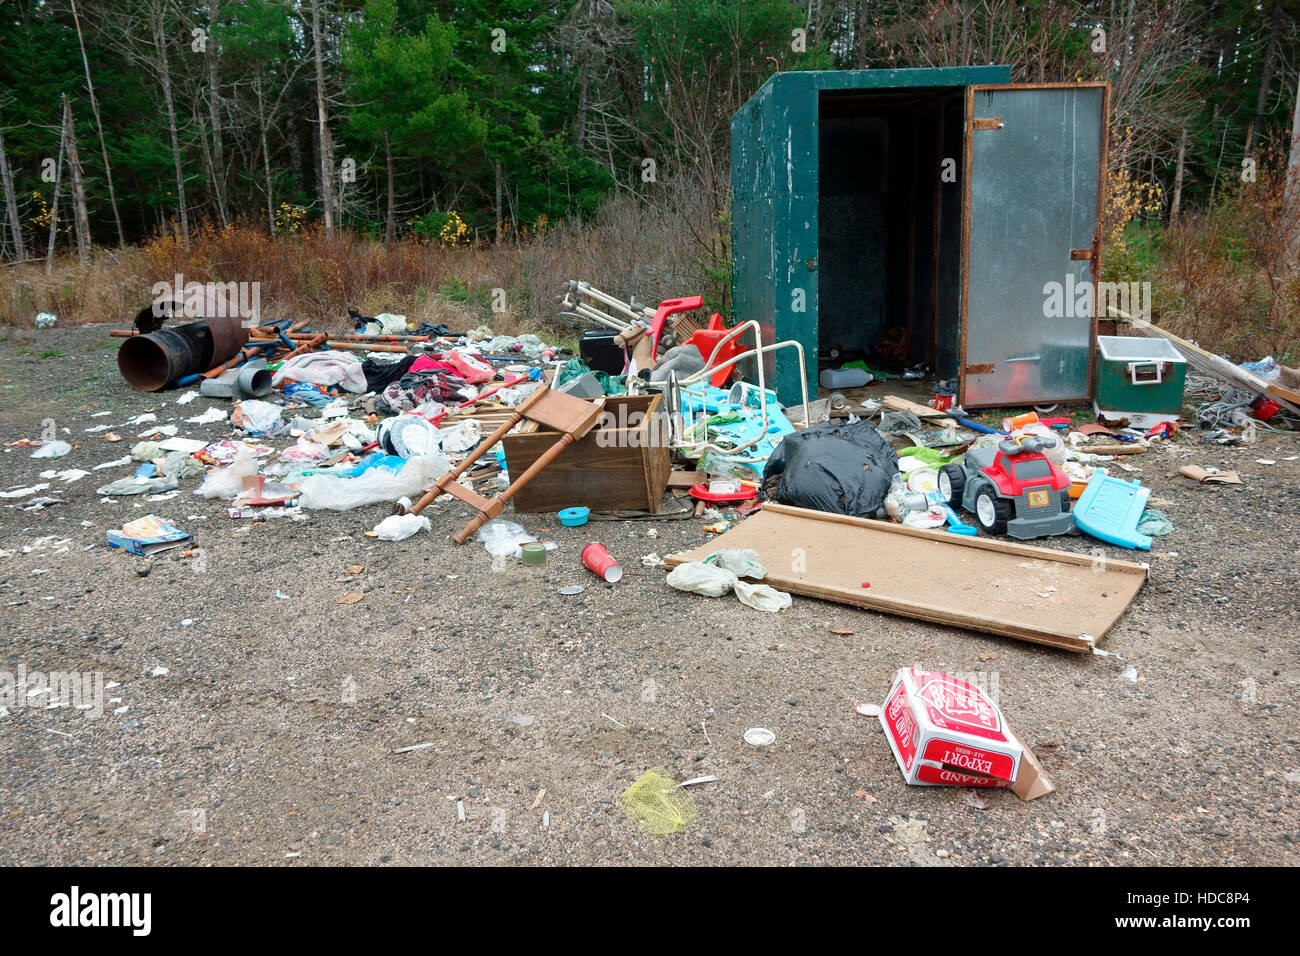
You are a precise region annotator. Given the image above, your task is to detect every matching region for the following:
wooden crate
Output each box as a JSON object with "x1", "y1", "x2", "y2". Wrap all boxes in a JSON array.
[{"x1": 502, "y1": 393, "x2": 671, "y2": 513}]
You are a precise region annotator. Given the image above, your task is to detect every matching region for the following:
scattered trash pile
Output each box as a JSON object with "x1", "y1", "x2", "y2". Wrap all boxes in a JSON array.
[{"x1": 10, "y1": 287, "x2": 1297, "y2": 828}]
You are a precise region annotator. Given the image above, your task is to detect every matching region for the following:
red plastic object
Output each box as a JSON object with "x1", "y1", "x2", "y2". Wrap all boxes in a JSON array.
[
  {"x1": 688, "y1": 483, "x2": 758, "y2": 503},
  {"x1": 1252, "y1": 395, "x2": 1281, "y2": 421},
  {"x1": 932, "y1": 394, "x2": 954, "y2": 412},
  {"x1": 685, "y1": 313, "x2": 745, "y2": 389},
  {"x1": 649, "y1": 295, "x2": 703, "y2": 357},
  {"x1": 982, "y1": 449, "x2": 1071, "y2": 499}
]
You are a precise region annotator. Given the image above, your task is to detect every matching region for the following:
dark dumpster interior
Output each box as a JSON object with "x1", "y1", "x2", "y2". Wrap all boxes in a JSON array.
[{"x1": 817, "y1": 88, "x2": 966, "y2": 379}]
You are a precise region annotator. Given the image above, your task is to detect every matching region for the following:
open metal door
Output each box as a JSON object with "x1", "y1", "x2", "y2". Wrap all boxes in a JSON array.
[{"x1": 960, "y1": 83, "x2": 1108, "y2": 408}]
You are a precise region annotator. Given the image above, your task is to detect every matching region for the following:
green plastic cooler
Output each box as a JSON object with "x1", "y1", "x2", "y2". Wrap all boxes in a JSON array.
[{"x1": 1093, "y1": 335, "x2": 1187, "y2": 427}]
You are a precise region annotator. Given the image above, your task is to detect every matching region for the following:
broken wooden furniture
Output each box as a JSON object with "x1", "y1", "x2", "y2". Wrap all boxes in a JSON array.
[
  {"x1": 406, "y1": 384, "x2": 605, "y2": 543},
  {"x1": 502, "y1": 393, "x2": 671, "y2": 513}
]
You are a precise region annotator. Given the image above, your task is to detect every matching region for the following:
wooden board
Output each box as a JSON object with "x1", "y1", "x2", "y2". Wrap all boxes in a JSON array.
[
  {"x1": 663, "y1": 504, "x2": 1148, "y2": 652},
  {"x1": 880, "y1": 394, "x2": 958, "y2": 429}
]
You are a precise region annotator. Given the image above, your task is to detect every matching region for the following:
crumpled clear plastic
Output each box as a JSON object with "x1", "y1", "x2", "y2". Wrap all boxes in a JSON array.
[
  {"x1": 296, "y1": 454, "x2": 450, "y2": 510},
  {"x1": 438, "y1": 420, "x2": 482, "y2": 454},
  {"x1": 703, "y1": 549, "x2": 766, "y2": 579},
  {"x1": 96, "y1": 474, "x2": 178, "y2": 496},
  {"x1": 372, "y1": 513, "x2": 431, "y2": 541},
  {"x1": 666, "y1": 561, "x2": 737, "y2": 597},
  {"x1": 477, "y1": 518, "x2": 538, "y2": 557},
  {"x1": 231, "y1": 400, "x2": 286, "y2": 436},
  {"x1": 32, "y1": 441, "x2": 72, "y2": 459},
  {"x1": 733, "y1": 577, "x2": 792, "y2": 613},
  {"x1": 196, "y1": 450, "x2": 259, "y2": 499}
]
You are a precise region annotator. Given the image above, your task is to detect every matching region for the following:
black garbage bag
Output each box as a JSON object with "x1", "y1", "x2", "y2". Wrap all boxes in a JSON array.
[{"x1": 762, "y1": 419, "x2": 899, "y2": 517}]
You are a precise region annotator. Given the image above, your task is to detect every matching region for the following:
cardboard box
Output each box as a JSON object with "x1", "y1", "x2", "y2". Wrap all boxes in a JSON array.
[{"x1": 879, "y1": 667, "x2": 1053, "y2": 801}]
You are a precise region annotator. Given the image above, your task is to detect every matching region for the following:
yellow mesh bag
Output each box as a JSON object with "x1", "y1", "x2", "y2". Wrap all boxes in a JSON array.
[{"x1": 619, "y1": 769, "x2": 699, "y2": 835}]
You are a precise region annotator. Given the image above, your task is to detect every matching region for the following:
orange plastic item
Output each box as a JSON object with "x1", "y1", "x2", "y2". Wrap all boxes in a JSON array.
[
  {"x1": 1001, "y1": 411, "x2": 1039, "y2": 432},
  {"x1": 685, "y1": 314, "x2": 744, "y2": 389}
]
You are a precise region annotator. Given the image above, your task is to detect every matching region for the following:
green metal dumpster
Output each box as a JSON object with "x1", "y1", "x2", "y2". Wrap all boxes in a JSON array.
[{"x1": 731, "y1": 67, "x2": 1109, "y2": 408}]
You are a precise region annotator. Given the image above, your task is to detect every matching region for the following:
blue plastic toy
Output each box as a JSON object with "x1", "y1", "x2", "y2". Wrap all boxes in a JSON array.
[{"x1": 1071, "y1": 471, "x2": 1152, "y2": 550}]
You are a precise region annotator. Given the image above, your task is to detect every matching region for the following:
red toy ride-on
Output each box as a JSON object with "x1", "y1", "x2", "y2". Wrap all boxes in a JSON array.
[{"x1": 937, "y1": 435, "x2": 1073, "y2": 539}]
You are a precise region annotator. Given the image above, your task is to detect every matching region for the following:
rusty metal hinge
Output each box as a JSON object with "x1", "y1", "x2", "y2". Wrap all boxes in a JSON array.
[
  {"x1": 973, "y1": 117, "x2": 1004, "y2": 130},
  {"x1": 964, "y1": 363, "x2": 995, "y2": 375}
]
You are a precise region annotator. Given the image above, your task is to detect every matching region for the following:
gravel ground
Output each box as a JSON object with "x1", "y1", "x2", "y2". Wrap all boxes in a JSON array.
[{"x1": 1, "y1": 323, "x2": 1297, "y2": 866}]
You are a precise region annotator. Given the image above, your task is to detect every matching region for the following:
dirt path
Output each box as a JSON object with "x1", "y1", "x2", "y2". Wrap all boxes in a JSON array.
[{"x1": 1, "y1": 324, "x2": 1297, "y2": 865}]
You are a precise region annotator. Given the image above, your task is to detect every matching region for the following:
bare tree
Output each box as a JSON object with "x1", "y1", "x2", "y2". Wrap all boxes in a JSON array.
[
  {"x1": 0, "y1": 110, "x2": 25, "y2": 261},
  {"x1": 61, "y1": 94, "x2": 92, "y2": 265},
  {"x1": 308, "y1": 0, "x2": 335, "y2": 235},
  {"x1": 69, "y1": 0, "x2": 125, "y2": 246},
  {"x1": 151, "y1": 0, "x2": 190, "y2": 241}
]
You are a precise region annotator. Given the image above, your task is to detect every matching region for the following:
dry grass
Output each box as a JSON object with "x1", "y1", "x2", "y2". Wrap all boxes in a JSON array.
[
  {"x1": 1152, "y1": 152, "x2": 1300, "y2": 364},
  {"x1": 0, "y1": 194, "x2": 713, "y2": 336}
]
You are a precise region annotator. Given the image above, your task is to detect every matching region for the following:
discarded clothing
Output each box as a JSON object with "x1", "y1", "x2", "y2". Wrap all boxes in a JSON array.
[
  {"x1": 272, "y1": 351, "x2": 368, "y2": 393},
  {"x1": 362, "y1": 355, "x2": 416, "y2": 393},
  {"x1": 377, "y1": 368, "x2": 470, "y2": 415}
]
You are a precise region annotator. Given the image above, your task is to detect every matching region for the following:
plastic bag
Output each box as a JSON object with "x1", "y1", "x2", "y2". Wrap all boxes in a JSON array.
[
  {"x1": 280, "y1": 439, "x2": 330, "y2": 462},
  {"x1": 372, "y1": 513, "x2": 431, "y2": 541},
  {"x1": 477, "y1": 518, "x2": 537, "y2": 557},
  {"x1": 196, "y1": 450, "x2": 259, "y2": 499},
  {"x1": 666, "y1": 561, "x2": 737, "y2": 597},
  {"x1": 231, "y1": 400, "x2": 286, "y2": 436},
  {"x1": 703, "y1": 549, "x2": 766, "y2": 579},
  {"x1": 733, "y1": 578, "x2": 792, "y2": 613},
  {"x1": 763, "y1": 419, "x2": 899, "y2": 517},
  {"x1": 296, "y1": 454, "x2": 450, "y2": 511},
  {"x1": 1136, "y1": 508, "x2": 1172, "y2": 537},
  {"x1": 879, "y1": 410, "x2": 923, "y2": 435},
  {"x1": 161, "y1": 452, "x2": 205, "y2": 479},
  {"x1": 96, "y1": 474, "x2": 178, "y2": 496},
  {"x1": 130, "y1": 441, "x2": 161, "y2": 462},
  {"x1": 32, "y1": 441, "x2": 72, "y2": 459}
]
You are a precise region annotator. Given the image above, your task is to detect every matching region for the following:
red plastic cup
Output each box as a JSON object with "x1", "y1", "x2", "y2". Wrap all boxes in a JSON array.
[{"x1": 581, "y1": 542, "x2": 623, "y2": 582}]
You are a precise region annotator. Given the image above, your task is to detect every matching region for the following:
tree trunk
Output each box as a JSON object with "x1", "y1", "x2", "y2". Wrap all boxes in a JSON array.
[
  {"x1": 153, "y1": 5, "x2": 189, "y2": 242},
  {"x1": 1244, "y1": 0, "x2": 1282, "y2": 159},
  {"x1": 206, "y1": 0, "x2": 229, "y2": 226},
  {"x1": 70, "y1": 0, "x2": 124, "y2": 246},
  {"x1": 0, "y1": 118, "x2": 25, "y2": 260},
  {"x1": 45, "y1": 125, "x2": 65, "y2": 276},
  {"x1": 384, "y1": 132, "x2": 395, "y2": 244},
  {"x1": 494, "y1": 159, "x2": 503, "y2": 239},
  {"x1": 310, "y1": 0, "x2": 334, "y2": 235},
  {"x1": 255, "y1": 79, "x2": 274, "y2": 236},
  {"x1": 1170, "y1": 128, "x2": 1186, "y2": 223},
  {"x1": 61, "y1": 95, "x2": 92, "y2": 265},
  {"x1": 1286, "y1": 69, "x2": 1300, "y2": 255}
]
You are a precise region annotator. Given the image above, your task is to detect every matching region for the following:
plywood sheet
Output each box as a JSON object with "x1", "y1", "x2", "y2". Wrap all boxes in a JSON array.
[{"x1": 664, "y1": 504, "x2": 1148, "y2": 651}]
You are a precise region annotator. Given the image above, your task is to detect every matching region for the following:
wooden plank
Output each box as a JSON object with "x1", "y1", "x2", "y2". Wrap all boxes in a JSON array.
[
  {"x1": 663, "y1": 504, "x2": 1148, "y2": 652},
  {"x1": 520, "y1": 389, "x2": 605, "y2": 436},
  {"x1": 667, "y1": 470, "x2": 706, "y2": 489},
  {"x1": 881, "y1": 393, "x2": 958, "y2": 429}
]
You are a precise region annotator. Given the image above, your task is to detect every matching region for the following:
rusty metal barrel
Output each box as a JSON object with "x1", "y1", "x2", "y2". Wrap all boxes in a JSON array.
[{"x1": 117, "y1": 287, "x2": 251, "y2": 391}]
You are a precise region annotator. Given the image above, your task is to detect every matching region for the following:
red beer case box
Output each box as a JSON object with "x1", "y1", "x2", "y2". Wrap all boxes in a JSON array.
[{"x1": 879, "y1": 668, "x2": 1053, "y2": 801}]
